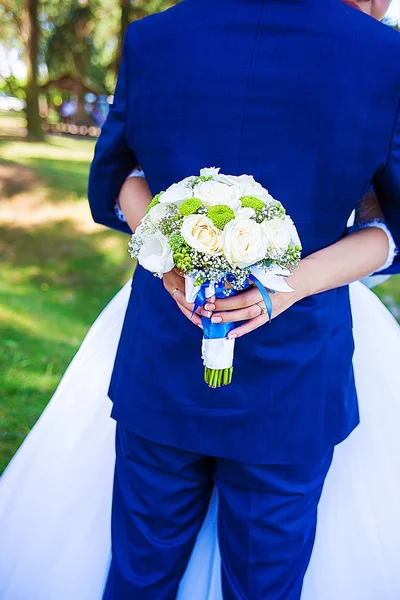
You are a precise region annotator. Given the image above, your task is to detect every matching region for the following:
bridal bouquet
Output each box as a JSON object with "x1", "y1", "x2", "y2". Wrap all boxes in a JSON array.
[{"x1": 129, "y1": 168, "x2": 301, "y2": 388}]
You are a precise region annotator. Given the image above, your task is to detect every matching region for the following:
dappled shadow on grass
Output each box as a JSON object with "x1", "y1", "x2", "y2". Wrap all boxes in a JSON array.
[
  {"x1": 0, "y1": 219, "x2": 132, "y2": 317},
  {"x1": 22, "y1": 157, "x2": 91, "y2": 201},
  {"x1": 0, "y1": 159, "x2": 38, "y2": 199},
  {"x1": 0, "y1": 219, "x2": 132, "y2": 472},
  {"x1": 0, "y1": 136, "x2": 95, "y2": 202},
  {"x1": 0, "y1": 155, "x2": 90, "y2": 202}
]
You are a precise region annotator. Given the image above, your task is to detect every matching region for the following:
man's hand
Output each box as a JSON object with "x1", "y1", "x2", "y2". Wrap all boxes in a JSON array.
[{"x1": 163, "y1": 270, "x2": 204, "y2": 328}]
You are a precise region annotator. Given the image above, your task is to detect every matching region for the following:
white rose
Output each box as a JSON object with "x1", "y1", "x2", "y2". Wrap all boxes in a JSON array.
[
  {"x1": 137, "y1": 231, "x2": 174, "y2": 277},
  {"x1": 236, "y1": 175, "x2": 271, "y2": 200},
  {"x1": 194, "y1": 180, "x2": 242, "y2": 211},
  {"x1": 146, "y1": 202, "x2": 169, "y2": 224},
  {"x1": 222, "y1": 217, "x2": 267, "y2": 269},
  {"x1": 261, "y1": 217, "x2": 291, "y2": 257},
  {"x1": 159, "y1": 182, "x2": 193, "y2": 205},
  {"x1": 236, "y1": 206, "x2": 256, "y2": 219},
  {"x1": 200, "y1": 167, "x2": 221, "y2": 179},
  {"x1": 215, "y1": 173, "x2": 238, "y2": 186},
  {"x1": 284, "y1": 216, "x2": 302, "y2": 247},
  {"x1": 217, "y1": 174, "x2": 273, "y2": 205},
  {"x1": 181, "y1": 214, "x2": 223, "y2": 256}
]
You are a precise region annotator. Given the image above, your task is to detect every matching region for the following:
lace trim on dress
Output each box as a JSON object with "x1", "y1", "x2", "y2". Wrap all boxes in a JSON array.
[{"x1": 351, "y1": 220, "x2": 398, "y2": 273}]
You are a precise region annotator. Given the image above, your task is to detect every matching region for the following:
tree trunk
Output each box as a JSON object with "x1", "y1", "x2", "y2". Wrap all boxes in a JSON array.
[
  {"x1": 117, "y1": 0, "x2": 130, "y2": 71},
  {"x1": 22, "y1": 0, "x2": 43, "y2": 141}
]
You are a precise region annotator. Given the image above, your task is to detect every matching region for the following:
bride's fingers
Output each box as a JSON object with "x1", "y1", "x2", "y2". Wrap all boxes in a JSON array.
[
  {"x1": 205, "y1": 304, "x2": 264, "y2": 323},
  {"x1": 173, "y1": 289, "x2": 203, "y2": 317},
  {"x1": 163, "y1": 270, "x2": 184, "y2": 295},
  {"x1": 173, "y1": 268, "x2": 185, "y2": 278},
  {"x1": 177, "y1": 303, "x2": 203, "y2": 328},
  {"x1": 228, "y1": 313, "x2": 269, "y2": 338},
  {"x1": 212, "y1": 287, "x2": 261, "y2": 312},
  {"x1": 202, "y1": 294, "x2": 216, "y2": 316}
]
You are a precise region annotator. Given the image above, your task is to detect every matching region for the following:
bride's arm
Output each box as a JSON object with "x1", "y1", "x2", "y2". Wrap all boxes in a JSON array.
[
  {"x1": 289, "y1": 222, "x2": 390, "y2": 299},
  {"x1": 295, "y1": 188, "x2": 397, "y2": 297},
  {"x1": 116, "y1": 169, "x2": 153, "y2": 232},
  {"x1": 114, "y1": 170, "x2": 396, "y2": 334},
  {"x1": 213, "y1": 193, "x2": 397, "y2": 338}
]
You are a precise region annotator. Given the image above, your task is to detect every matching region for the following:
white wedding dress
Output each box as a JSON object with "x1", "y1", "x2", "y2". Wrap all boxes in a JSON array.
[{"x1": 1, "y1": 280, "x2": 400, "y2": 600}]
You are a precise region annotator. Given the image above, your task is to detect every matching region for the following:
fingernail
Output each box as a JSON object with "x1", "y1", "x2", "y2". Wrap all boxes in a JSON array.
[
  {"x1": 201, "y1": 310, "x2": 212, "y2": 318},
  {"x1": 211, "y1": 316, "x2": 222, "y2": 324},
  {"x1": 205, "y1": 303, "x2": 215, "y2": 310},
  {"x1": 228, "y1": 333, "x2": 237, "y2": 340}
]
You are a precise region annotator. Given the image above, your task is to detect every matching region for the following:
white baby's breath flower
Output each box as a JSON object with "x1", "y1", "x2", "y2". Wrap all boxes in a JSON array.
[
  {"x1": 181, "y1": 214, "x2": 223, "y2": 256},
  {"x1": 261, "y1": 217, "x2": 291, "y2": 256},
  {"x1": 194, "y1": 180, "x2": 242, "y2": 211},
  {"x1": 133, "y1": 222, "x2": 145, "y2": 239},
  {"x1": 222, "y1": 217, "x2": 267, "y2": 269},
  {"x1": 159, "y1": 182, "x2": 193, "y2": 205},
  {"x1": 137, "y1": 231, "x2": 174, "y2": 277}
]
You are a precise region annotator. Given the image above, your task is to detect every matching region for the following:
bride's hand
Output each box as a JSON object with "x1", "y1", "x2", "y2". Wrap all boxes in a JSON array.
[
  {"x1": 163, "y1": 270, "x2": 204, "y2": 329},
  {"x1": 204, "y1": 276, "x2": 306, "y2": 339}
]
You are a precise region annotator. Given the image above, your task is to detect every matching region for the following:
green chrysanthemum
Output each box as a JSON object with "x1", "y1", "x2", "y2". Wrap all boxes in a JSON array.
[
  {"x1": 207, "y1": 205, "x2": 235, "y2": 230},
  {"x1": 240, "y1": 196, "x2": 264, "y2": 211},
  {"x1": 179, "y1": 197, "x2": 202, "y2": 216},
  {"x1": 145, "y1": 191, "x2": 164, "y2": 214}
]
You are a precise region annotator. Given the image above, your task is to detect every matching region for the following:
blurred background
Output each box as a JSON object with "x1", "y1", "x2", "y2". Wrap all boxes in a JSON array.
[{"x1": 0, "y1": 0, "x2": 399, "y2": 473}]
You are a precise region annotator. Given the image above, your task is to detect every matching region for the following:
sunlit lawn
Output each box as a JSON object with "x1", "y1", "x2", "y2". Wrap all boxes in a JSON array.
[
  {"x1": 0, "y1": 130, "x2": 132, "y2": 473},
  {"x1": 0, "y1": 118, "x2": 399, "y2": 475}
]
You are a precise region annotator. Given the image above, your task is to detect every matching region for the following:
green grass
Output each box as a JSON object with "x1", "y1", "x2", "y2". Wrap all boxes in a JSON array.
[
  {"x1": 0, "y1": 134, "x2": 132, "y2": 473},
  {"x1": 1, "y1": 128, "x2": 400, "y2": 475},
  {"x1": 0, "y1": 136, "x2": 95, "y2": 201},
  {"x1": 374, "y1": 277, "x2": 400, "y2": 321}
]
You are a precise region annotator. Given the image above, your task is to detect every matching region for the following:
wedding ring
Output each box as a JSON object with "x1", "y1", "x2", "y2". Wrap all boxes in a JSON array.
[
  {"x1": 171, "y1": 288, "x2": 179, "y2": 297},
  {"x1": 257, "y1": 302, "x2": 267, "y2": 315}
]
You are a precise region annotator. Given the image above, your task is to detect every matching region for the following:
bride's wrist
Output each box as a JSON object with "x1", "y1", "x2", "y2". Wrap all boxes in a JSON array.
[{"x1": 287, "y1": 259, "x2": 315, "y2": 302}]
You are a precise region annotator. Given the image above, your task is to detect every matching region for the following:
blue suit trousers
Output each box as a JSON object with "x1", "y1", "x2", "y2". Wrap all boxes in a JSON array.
[{"x1": 103, "y1": 425, "x2": 333, "y2": 599}]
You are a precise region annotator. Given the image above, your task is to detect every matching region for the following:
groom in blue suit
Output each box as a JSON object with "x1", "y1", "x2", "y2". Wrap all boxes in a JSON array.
[{"x1": 89, "y1": 1, "x2": 400, "y2": 598}]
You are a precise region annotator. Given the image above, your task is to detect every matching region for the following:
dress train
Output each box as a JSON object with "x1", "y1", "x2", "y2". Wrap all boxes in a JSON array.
[{"x1": 0, "y1": 281, "x2": 399, "y2": 599}]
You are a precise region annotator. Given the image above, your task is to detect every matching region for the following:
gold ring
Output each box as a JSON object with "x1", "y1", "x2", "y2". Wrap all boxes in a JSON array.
[
  {"x1": 171, "y1": 288, "x2": 179, "y2": 297},
  {"x1": 257, "y1": 302, "x2": 267, "y2": 315}
]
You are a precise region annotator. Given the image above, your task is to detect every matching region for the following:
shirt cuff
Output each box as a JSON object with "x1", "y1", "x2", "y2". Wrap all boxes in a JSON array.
[
  {"x1": 114, "y1": 203, "x2": 127, "y2": 223},
  {"x1": 350, "y1": 219, "x2": 398, "y2": 273}
]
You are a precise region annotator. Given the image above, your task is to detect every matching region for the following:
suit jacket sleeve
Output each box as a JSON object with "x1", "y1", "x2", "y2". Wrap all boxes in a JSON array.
[
  {"x1": 88, "y1": 25, "x2": 137, "y2": 234},
  {"x1": 374, "y1": 100, "x2": 400, "y2": 275}
]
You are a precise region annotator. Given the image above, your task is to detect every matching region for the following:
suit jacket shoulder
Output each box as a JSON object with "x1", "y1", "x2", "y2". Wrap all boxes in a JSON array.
[{"x1": 337, "y1": 3, "x2": 400, "y2": 97}]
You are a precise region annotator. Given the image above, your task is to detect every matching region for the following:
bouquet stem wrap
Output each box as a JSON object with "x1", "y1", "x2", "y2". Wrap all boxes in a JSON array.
[
  {"x1": 186, "y1": 276, "x2": 237, "y2": 387},
  {"x1": 201, "y1": 303, "x2": 236, "y2": 389},
  {"x1": 186, "y1": 271, "x2": 285, "y2": 388}
]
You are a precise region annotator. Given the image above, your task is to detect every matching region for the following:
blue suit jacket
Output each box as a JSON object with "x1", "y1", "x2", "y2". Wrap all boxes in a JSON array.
[{"x1": 88, "y1": 0, "x2": 400, "y2": 464}]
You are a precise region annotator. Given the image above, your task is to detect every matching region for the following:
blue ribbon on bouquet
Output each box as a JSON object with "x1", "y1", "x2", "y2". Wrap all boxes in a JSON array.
[
  {"x1": 192, "y1": 279, "x2": 236, "y2": 339},
  {"x1": 248, "y1": 274, "x2": 274, "y2": 322},
  {"x1": 192, "y1": 274, "x2": 274, "y2": 327}
]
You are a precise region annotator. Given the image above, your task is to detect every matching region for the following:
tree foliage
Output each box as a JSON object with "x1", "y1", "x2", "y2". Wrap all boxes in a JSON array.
[{"x1": 0, "y1": 0, "x2": 181, "y2": 138}]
